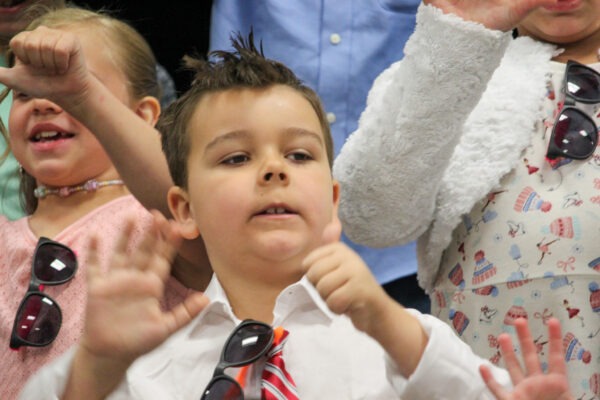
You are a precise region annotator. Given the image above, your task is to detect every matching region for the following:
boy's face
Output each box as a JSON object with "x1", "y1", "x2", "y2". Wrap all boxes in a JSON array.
[{"x1": 172, "y1": 85, "x2": 339, "y2": 280}]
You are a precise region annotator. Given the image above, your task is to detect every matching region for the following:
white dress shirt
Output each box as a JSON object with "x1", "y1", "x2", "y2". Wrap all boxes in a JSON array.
[{"x1": 20, "y1": 275, "x2": 510, "y2": 399}]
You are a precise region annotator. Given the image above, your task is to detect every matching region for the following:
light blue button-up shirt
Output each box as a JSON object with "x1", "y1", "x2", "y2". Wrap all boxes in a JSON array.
[{"x1": 210, "y1": 0, "x2": 420, "y2": 283}]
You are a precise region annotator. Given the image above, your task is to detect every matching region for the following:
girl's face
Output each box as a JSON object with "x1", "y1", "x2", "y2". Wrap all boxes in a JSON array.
[
  {"x1": 8, "y1": 27, "x2": 132, "y2": 187},
  {"x1": 517, "y1": 0, "x2": 600, "y2": 52}
]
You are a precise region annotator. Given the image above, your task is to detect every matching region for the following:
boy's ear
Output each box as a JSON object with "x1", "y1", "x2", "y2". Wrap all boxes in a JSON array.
[
  {"x1": 167, "y1": 186, "x2": 201, "y2": 240},
  {"x1": 134, "y1": 95, "x2": 161, "y2": 126}
]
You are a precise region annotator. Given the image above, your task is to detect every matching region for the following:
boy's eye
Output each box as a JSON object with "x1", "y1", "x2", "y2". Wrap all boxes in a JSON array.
[
  {"x1": 287, "y1": 151, "x2": 313, "y2": 162},
  {"x1": 222, "y1": 154, "x2": 249, "y2": 165}
]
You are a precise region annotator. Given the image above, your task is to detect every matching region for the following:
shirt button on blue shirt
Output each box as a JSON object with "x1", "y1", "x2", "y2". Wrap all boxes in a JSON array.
[{"x1": 329, "y1": 33, "x2": 341, "y2": 45}]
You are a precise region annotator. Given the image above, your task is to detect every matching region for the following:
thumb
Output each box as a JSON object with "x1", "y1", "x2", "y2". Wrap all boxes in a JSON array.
[
  {"x1": 0, "y1": 66, "x2": 17, "y2": 90},
  {"x1": 321, "y1": 219, "x2": 342, "y2": 245}
]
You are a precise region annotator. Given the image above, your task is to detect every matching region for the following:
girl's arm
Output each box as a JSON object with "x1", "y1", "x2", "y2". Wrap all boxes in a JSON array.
[
  {"x1": 333, "y1": 0, "x2": 556, "y2": 248},
  {"x1": 0, "y1": 28, "x2": 212, "y2": 290},
  {"x1": 0, "y1": 26, "x2": 172, "y2": 217}
]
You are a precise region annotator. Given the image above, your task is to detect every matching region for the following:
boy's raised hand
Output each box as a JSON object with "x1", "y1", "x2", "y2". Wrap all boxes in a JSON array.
[
  {"x1": 63, "y1": 211, "x2": 209, "y2": 400},
  {"x1": 303, "y1": 221, "x2": 428, "y2": 377},
  {"x1": 303, "y1": 220, "x2": 390, "y2": 334},
  {"x1": 479, "y1": 318, "x2": 573, "y2": 400},
  {"x1": 423, "y1": 0, "x2": 559, "y2": 32},
  {"x1": 0, "y1": 26, "x2": 92, "y2": 110}
]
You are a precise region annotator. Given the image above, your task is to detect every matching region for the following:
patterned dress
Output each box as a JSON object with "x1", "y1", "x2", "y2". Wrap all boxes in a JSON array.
[{"x1": 434, "y1": 61, "x2": 600, "y2": 395}]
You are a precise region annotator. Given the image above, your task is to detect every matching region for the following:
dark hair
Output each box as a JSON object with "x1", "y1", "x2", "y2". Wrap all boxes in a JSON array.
[{"x1": 159, "y1": 32, "x2": 333, "y2": 188}]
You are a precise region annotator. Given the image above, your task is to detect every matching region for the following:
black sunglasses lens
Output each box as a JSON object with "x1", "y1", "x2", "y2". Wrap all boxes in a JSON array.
[
  {"x1": 34, "y1": 242, "x2": 77, "y2": 283},
  {"x1": 202, "y1": 377, "x2": 243, "y2": 400},
  {"x1": 552, "y1": 108, "x2": 597, "y2": 159},
  {"x1": 222, "y1": 323, "x2": 272, "y2": 364},
  {"x1": 11, "y1": 293, "x2": 61, "y2": 348},
  {"x1": 566, "y1": 64, "x2": 600, "y2": 101}
]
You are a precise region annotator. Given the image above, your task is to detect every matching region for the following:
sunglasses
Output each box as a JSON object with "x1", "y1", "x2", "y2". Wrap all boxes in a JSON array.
[
  {"x1": 201, "y1": 319, "x2": 274, "y2": 400},
  {"x1": 9, "y1": 237, "x2": 78, "y2": 349},
  {"x1": 547, "y1": 60, "x2": 600, "y2": 160}
]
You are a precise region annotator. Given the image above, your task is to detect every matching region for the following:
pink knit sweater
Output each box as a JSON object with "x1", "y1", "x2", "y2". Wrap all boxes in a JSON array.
[{"x1": 0, "y1": 195, "x2": 195, "y2": 399}]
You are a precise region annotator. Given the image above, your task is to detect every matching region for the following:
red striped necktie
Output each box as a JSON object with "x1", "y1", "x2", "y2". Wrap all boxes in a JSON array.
[{"x1": 261, "y1": 327, "x2": 299, "y2": 400}]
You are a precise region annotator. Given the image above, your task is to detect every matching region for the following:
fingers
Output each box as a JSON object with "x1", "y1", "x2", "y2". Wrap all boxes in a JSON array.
[
  {"x1": 496, "y1": 331, "x2": 525, "y2": 384},
  {"x1": 110, "y1": 219, "x2": 138, "y2": 271},
  {"x1": 164, "y1": 293, "x2": 210, "y2": 335},
  {"x1": 304, "y1": 244, "x2": 343, "y2": 288},
  {"x1": 114, "y1": 218, "x2": 137, "y2": 255},
  {"x1": 303, "y1": 241, "x2": 336, "y2": 270},
  {"x1": 312, "y1": 264, "x2": 351, "y2": 306},
  {"x1": 514, "y1": 318, "x2": 543, "y2": 376},
  {"x1": 143, "y1": 211, "x2": 180, "y2": 280},
  {"x1": 302, "y1": 220, "x2": 343, "y2": 270},
  {"x1": 545, "y1": 318, "x2": 566, "y2": 375},
  {"x1": 303, "y1": 243, "x2": 352, "y2": 314},
  {"x1": 497, "y1": 317, "x2": 544, "y2": 385},
  {"x1": 10, "y1": 27, "x2": 77, "y2": 74},
  {"x1": 479, "y1": 364, "x2": 508, "y2": 400},
  {"x1": 85, "y1": 235, "x2": 102, "y2": 284},
  {"x1": 119, "y1": 212, "x2": 179, "y2": 282},
  {"x1": 131, "y1": 220, "x2": 161, "y2": 271},
  {"x1": 303, "y1": 242, "x2": 382, "y2": 317},
  {"x1": 151, "y1": 210, "x2": 182, "y2": 263},
  {"x1": 100, "y1": 213, "x2": 180, "y2": 284}
]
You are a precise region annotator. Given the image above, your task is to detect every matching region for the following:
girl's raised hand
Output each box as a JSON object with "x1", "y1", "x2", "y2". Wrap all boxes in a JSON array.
[
  {"x1": 423, "y1": 0, "x2": 559, "y2": 32},
  {"x1": 479, "y1": 318, "x2": 573, "y2": 400},
  {"x1": 0, "y1": 26, "x2": 92, "y2": 109}
]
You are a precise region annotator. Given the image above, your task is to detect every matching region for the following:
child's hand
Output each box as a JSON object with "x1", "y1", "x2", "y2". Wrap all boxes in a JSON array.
[
  {"x1": 80, "y1": 210, "x2": 209, "y2": 365},
  {"x1": 479, "y1": 318, "x2": 573, "y2": 400},
  {"x1": 0, "y1": 26, "x2": 92, "y2": 110},
  {"x1": 303, "y1": 220, "x2": 390, "y2": 334},
  {"x1": 304, "y1": 221, "x2": 428, "y2": 378},
  {"x1": 423, "y1": 0, "x2": 559, "y2": 32},
  {"x1": 62, "y1": 211, "x2": 208, "y2": 399}
]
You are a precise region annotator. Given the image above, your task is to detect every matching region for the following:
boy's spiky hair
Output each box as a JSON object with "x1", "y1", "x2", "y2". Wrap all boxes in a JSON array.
[{"x1": 159, "y1": 31, "x2": 333, "y2": 188}]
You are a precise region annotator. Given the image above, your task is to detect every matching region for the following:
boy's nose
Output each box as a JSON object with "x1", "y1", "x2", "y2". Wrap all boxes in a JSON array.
[
  {"x1": 263, "y1": 171, "x2": 287, "y2": 182},
  {"x1": 260, "y1": 157, "x2": 289, "y2": 184}
]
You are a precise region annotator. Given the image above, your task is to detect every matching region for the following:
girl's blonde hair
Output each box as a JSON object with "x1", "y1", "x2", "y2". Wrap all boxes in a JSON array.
[
  {"x1": 27, "y1": 6, "x2": 161, "y2": 102},
  {"x1": 2, "y1": 6, "x2": 161, "y2": 213}
]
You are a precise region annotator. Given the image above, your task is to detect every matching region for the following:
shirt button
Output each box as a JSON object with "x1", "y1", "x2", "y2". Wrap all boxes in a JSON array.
[
  {"x1": 329, "y1": 33, "x2": 341, "y2": 45},
  {"x1": 327, "y1": 112, "x2": 336, "y2": 124}
]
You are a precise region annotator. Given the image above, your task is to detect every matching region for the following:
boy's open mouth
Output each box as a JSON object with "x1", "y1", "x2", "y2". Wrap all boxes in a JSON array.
[{"x1": 260, "y1": 207, "x2": 294, "y2": 215}]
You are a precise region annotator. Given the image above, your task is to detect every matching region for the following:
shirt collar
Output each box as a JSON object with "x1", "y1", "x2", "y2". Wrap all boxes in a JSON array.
[{"x1": 185, "y1": 274, "x2": 336, "y2": 337}]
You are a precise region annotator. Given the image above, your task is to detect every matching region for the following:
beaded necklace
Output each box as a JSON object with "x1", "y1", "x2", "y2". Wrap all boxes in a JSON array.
[{"x1": 33, "y1": 179, "x2": 125, "y2": 199}]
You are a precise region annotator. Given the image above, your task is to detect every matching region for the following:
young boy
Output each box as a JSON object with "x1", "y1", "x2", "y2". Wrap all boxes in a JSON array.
[{"x1": 12, "y1": 30, "x2": 571, "y2": 399}]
